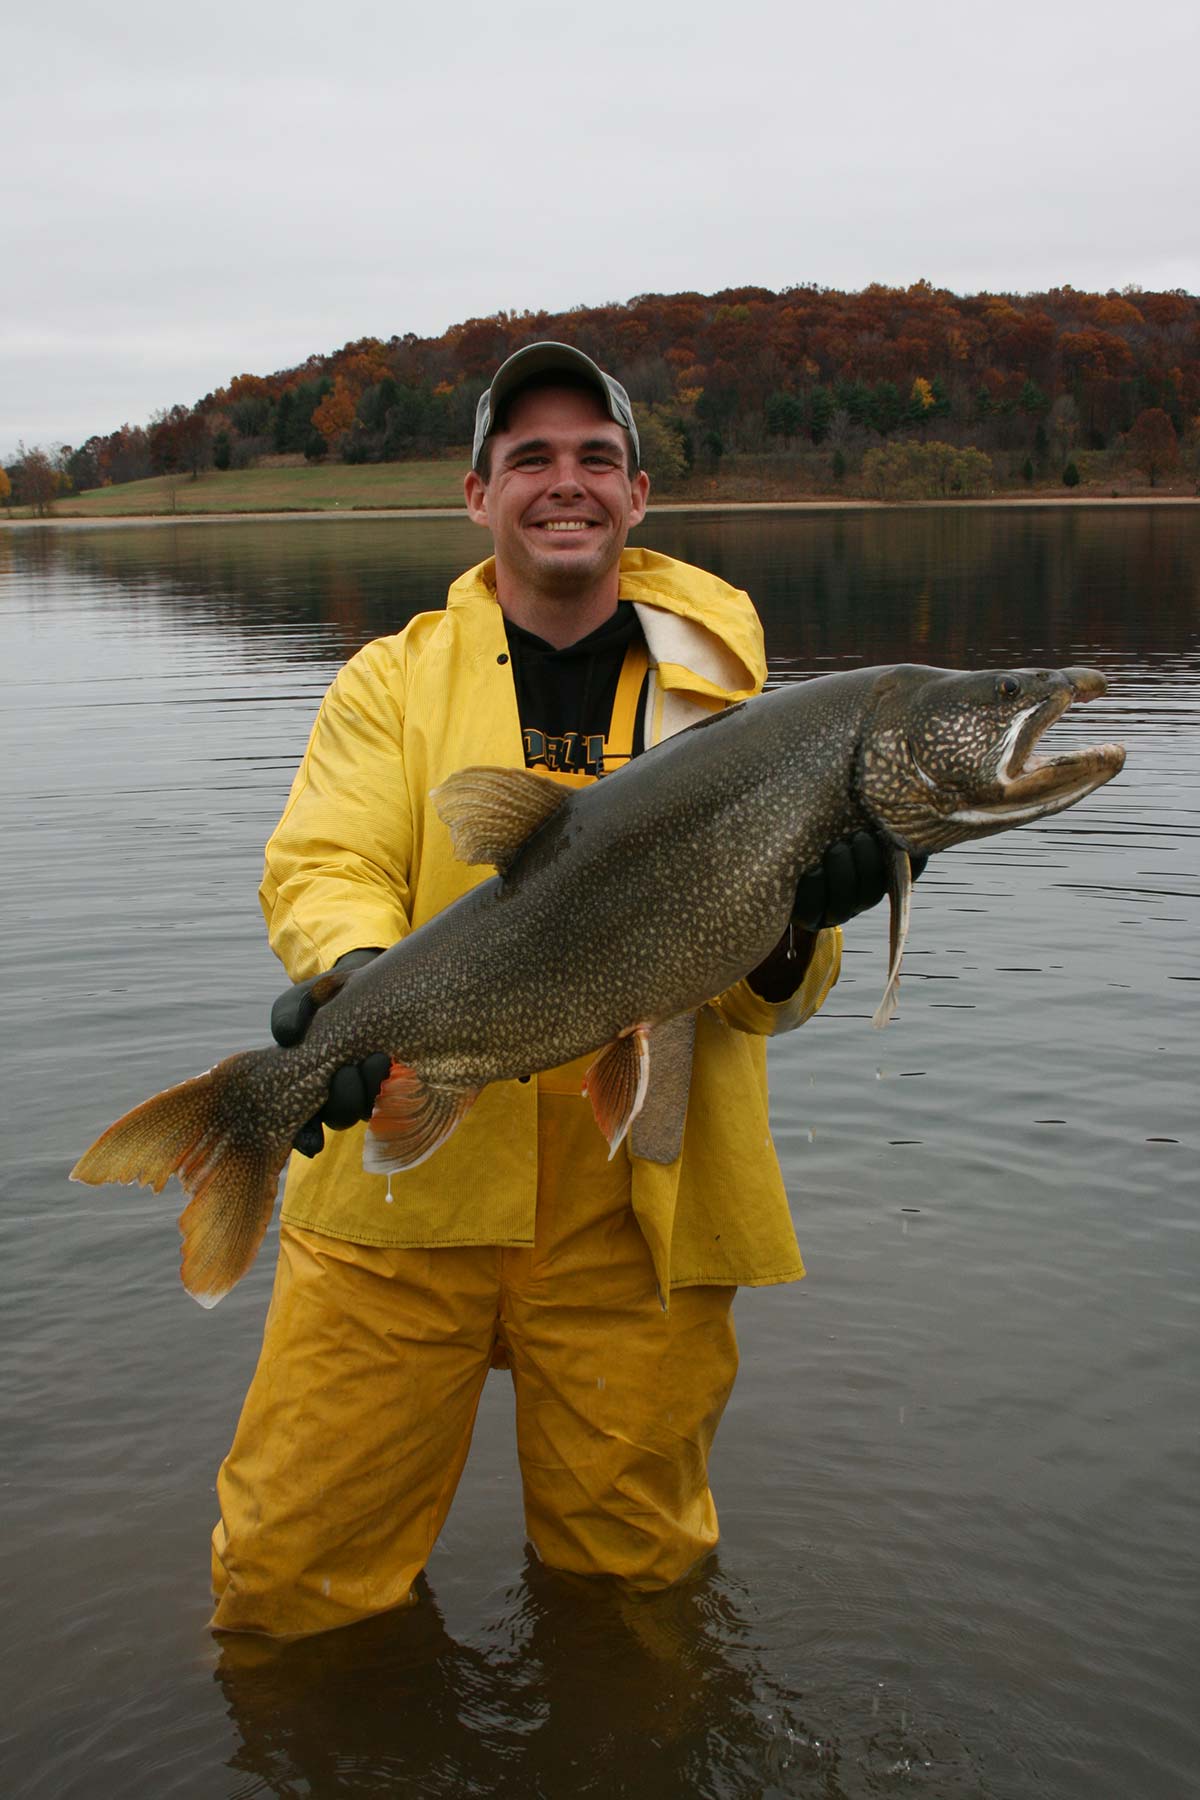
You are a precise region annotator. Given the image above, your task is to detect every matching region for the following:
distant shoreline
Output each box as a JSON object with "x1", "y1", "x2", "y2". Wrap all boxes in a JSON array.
[{"x1": 3, "y1": 493, "x2": 1198, "y2": 529}]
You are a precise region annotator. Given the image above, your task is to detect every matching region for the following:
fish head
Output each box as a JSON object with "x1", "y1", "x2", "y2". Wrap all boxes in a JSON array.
[{"x1": 856, "y1": 663, "x2": 1126, "y2": 852}]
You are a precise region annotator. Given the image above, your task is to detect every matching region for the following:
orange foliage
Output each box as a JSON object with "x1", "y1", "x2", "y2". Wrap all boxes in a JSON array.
[
  {"x1": 312, "y1": 378, "x2": 357, "y2": 447},
  {"x1": 77, "y1": 280, "x2": 1200, "y2": 472}
]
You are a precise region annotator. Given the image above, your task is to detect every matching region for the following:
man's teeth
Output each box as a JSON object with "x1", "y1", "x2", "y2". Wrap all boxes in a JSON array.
[{"x1": 540, "y1": 521, "x2": 591, "y2": 531}]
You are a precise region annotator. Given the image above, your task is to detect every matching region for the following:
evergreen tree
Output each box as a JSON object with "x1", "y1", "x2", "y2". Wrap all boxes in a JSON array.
[
  {"x1": 869, "y1": 382, "x2": 903, "y2": 436},
  {"x1": 765, "y1": 392, "x2": 804, "y2": 439},
  {"x1": 808, "y1": 387, "x2": 835, "y2": 444},
  {"x1": 1019, "y1": 379, "x2": 1050, "y2": 417}
]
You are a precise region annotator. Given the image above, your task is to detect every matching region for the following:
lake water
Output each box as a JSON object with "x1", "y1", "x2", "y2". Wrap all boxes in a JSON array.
[{"x1": 2, "y1": 505, "x2": 1197, "y2": 1799}]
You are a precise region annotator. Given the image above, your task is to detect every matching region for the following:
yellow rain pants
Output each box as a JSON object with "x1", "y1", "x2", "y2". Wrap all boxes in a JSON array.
[{"x1": 211, "y1": 1085, "x2": 738, "y2": 1639}]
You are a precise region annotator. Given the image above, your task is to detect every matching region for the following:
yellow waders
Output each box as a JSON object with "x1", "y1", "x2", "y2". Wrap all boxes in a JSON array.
[{"x1": 211, "y1": 640, "x2": 739, "y2": 1638}]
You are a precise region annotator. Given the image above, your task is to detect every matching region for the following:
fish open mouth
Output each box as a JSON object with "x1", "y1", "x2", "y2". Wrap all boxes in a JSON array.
[{"x1": 961, "y1": 669, "x2": 1126, "y2": 826}]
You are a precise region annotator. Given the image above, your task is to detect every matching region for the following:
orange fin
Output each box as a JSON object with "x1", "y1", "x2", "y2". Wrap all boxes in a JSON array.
[
  {"x1": 363, "y1": 1061, "x2": 480, "y2": 1174},
  {"x1": 70, "y1": 1048, "x2": 293, "y2": 1308},
  {"x1": 582, "y1": 1026, "x2": 650, "y2": 1160},
  {"x1": 432, "y1": 766, "x2": 567, "y2": 874}
]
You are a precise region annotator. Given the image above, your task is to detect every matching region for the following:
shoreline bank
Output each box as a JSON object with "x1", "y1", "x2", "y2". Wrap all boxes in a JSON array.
[{"x1": 3, "y1": 493, "x2": 1198, "y2": 529}]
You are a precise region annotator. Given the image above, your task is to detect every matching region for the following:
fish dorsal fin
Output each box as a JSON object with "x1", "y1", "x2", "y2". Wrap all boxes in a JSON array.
[
  {"x1": 432, "y1": 766, "x2": 567, "y2": 874},
  {"x1": 582, "y1": 1025, "x2": 650, "y2": 1160},
  {"x1": 630, "y1": 1012, "x2": 696, "y2": 1166},
  {"x1": 872, "y1": 845, "x2": 913, "y2": 1028}
]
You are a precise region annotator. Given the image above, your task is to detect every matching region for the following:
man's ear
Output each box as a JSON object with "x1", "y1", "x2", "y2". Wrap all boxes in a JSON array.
[
  {"x1": 464, "y1": 469, "x2": 489, "y2": 525},
  {"x1": 629, "y1": 468, "x2": 650, "y2": 527}
]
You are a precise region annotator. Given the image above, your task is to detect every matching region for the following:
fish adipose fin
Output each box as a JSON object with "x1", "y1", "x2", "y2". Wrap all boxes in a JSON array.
[
  {"x1": 630, "y1": 1013, "x2": 696, "y2": 1166},
  {"x1": 872, "y1": 846, "x2": 913, "y2": 1029},
  {"x1": 582, "y1": 1025, "x2": 651, "y2": 1160},
  {"x1": 364, "y1": 1063, "x2": 481, "y2": 1173},
  {"x1": 432, "y1": 766, "x2": 567, "y2": 874},
  {"x1": 70, "y1": 1048, "x2": 292, "y2": 1308}
]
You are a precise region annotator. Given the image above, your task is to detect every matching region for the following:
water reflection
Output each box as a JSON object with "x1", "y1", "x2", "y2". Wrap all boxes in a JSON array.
[
  {"x1": 215, "y1": 1558, "x2": 995, "y2": 1798},
  {"x1": 8, "y1": 504, "x2": 1199, "y2": 675}
]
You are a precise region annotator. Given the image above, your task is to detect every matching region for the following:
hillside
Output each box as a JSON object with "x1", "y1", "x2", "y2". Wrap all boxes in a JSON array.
[{"x1": 7, "y1": 282, "x2": 1198, "y2": 508}]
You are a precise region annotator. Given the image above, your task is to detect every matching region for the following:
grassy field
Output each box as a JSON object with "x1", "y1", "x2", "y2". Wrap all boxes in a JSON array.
[
  {"x1": 50, "y1": 459, "x2": 470, "y2": 517},
  {"x1": 7, "y1": 455, "x2": 1195, "y2": 521}
]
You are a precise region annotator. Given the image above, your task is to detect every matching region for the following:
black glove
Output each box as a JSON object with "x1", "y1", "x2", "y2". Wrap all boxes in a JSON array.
[
  {"x1": 271, "y1": 948, "x2": 390, "y2": 1158},
  {"x1": 792, "y1": 831, "x2": 928, "y2": 932}
]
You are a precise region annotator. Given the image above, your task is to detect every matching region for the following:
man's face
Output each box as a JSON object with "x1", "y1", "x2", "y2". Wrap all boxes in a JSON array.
[{"x1": 463, "y1": 385, "x2": 649, "y2": 602}]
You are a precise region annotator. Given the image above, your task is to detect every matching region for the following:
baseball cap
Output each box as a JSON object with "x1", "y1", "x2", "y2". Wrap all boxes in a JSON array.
[{"x1": 472, "y1": 341, "x2": 640, "y2": 472}]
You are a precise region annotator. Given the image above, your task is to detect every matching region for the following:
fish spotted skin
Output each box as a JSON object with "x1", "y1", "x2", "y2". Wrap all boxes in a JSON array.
[{"x1": 71, "y1": 663, "x2": 1125, "y2": 1305}]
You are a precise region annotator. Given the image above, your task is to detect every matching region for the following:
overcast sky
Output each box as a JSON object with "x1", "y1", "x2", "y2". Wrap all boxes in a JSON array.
[{"x1": 4, "y1": 0, "x2": 1197, "y2": 462}]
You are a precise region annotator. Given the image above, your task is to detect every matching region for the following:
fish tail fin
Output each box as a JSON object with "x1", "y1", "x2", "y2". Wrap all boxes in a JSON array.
[{"x1": 71, "y1": 1048, "x2": 294, "y2": 1308}]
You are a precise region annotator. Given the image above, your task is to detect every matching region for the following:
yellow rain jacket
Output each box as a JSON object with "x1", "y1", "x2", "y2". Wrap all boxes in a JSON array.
[{"x1": 259, "y1": 548, "x2": 841, "y2": 1297}]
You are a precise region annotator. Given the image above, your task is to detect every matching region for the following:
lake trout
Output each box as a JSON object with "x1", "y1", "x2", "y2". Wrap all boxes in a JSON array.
[{"x1": 72, "y1": 663, "x2": 1125, "y2": 1306}]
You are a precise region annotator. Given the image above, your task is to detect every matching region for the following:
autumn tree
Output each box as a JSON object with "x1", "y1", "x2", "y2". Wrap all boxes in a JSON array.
[
  {"x1": 632, "y1": 407, "x2": 687, "y2": 487},
  {"x1": 1125, "y1": 408, "x2": 1179, "y2": 486},
  {"x1": 861, "y1": 440, "x2": 992, "y2": 500},
  {"x1": 12, "y1": 444, "x2": 59, "y2": 515},
  {"x1": 0, "y1": 466, "x2": 11, "y2": 507},
  {"x1": 312, "y1": 377, "x2": 358, "y2": 451},
  {"x1": 149, "y1": 406, "x2": 211, "y2": 479},
  {"x1": 907, "y1": 377, "x2": 936, "y2": 427}
]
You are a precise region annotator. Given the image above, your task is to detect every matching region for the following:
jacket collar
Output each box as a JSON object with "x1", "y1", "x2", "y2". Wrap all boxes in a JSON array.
[{"x1": 446, "y1": 548, "x2": 764, "y2": 705}]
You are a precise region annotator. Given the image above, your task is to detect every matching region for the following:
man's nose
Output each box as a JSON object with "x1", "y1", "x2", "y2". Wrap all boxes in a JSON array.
[{"x1": 547, "y1": 457, "x2": 585, "y2": 493}]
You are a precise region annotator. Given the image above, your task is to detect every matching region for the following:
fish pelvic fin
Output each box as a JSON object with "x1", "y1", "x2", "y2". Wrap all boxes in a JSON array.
[
  {"x1": 70, "y1": 1048, "x2": 293, "y2": 1308},
  {"x1": 583, "y1": 1025, "x2": 651, "y2": 1161},
  {"x1": 364, "y1": 1063, "x2": 481, "y2": 1174},
  {"x1": 872, "y1": 846, "x2": 913, "y2": 1029},
  {"x1": 432, "y1": 766, "x2": 567, "y2": 874}
]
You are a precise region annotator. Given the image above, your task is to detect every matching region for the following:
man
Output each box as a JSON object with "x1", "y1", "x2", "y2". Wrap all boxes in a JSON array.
[{"x1": 210, "y1": 343, "x2": 887, "y2": 1639}]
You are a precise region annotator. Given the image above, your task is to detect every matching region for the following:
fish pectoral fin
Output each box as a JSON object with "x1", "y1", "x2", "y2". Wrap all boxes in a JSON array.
[
  {"x1": 872, "y1": 845, "x2": 913, "y2": 1029},
  {"x1": 630, "y1": 1013, "x2": 696, "y2": 1166},
  {"x1": 432, "y1": 766, "x2": 568, "y2": 874},
  {"x1": 582, "y1": 1025, "x2": 651, "y2": 1161},
  {"x1": 363, "y1": 1064, "x2": 480, "y2": 1174}
]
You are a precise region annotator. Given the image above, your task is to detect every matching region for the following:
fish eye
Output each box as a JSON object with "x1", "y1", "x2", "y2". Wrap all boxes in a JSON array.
[{"x1": 996, "y1": 675, "x2": 1021, "y2": 699}]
